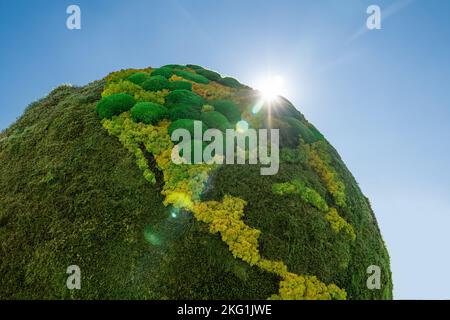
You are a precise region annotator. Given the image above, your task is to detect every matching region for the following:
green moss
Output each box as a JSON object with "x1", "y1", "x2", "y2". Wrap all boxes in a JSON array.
[
  {"x1": 161, "y1": 64, "x2": 185, "y2": 69},
  {"x1": 201, "y1": 111, "x2": 232, "y2": 132},
  {"x1": 95, "y1": 93, "x2": 135, "y2": 119},
  {"x1": 165, "y1": 89, "x2": 205, "y2": 108},
  {"x1": 186, "y1": 64, "x2": 203, "y2": 70},
  {"x1": 141, "y1": 76, "x2": 169, "y2": 91},
  {"x1": 168, "y1": 118, "x2": 207, "y2": 137},
  {"x1": 0, "y1": 64, "x2": 392, "y2": 300},
  {"x1": 167, "y1": 104, "x2": 201, "y2": 121},
  {"x1": 130, "y1": 102, "x2": 168, "y2": 125},
  {"x1": 174, "y1": 69, "x2": 209, "y2": 84},
  {"x1": 218, "y1": 76, "x2": 242, "y2": 88},
  {"x1": 308, "y1": 124, "x2": 325, "y2": 141},
  {"x1": 202, "y1": 160, "x2": 392, "y2": 300},
  {"x1": 0, "y1": 82, "x2": 281, "y2": 299},
  {"x1": 195, "y1": 68, "x2": 221, "y2": 81},
  {"x1": 126, "y1": 72, "x2": 152, "y2": 85},
  {"x1": 103, "y1": 113, "x2": 346, "y2": 300},
  {"x1": 168, "y1": 80, "x2": 193, "y2": 91},
  {"x1": 272, "y1": 179, "x2": 329, "y2": 212},
  {"x1": 151, "y1": 67, "x2": 174, "y2": 79},
  {"x1": 270, "y1": 98, "x2": 305, "y2": 120},
  {"x1": 209, "y1": 99, "x2": 241, "y2": 123},
  {"x1": 202, "y1": 104, "x2": 215, "y2": 113},
  {"x1": 101, "y1": 80, "x2": 167, "y2": 104},
  {"x1": 282, "y1": 116, "x2": 318, "y2": 144}
]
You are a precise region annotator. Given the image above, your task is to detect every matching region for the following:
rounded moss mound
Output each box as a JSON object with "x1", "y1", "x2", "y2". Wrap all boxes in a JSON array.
[
  {"x1": 95, "y1": 93, "x2": 135, "y2": 119},
  {"x1": 201, "y1": 111, "x2": 232, "y2": 132},
  {"x1": 218, "y1": 76, "x2": 242, "y2": 88},
  {"x1": 186, "y1": 64, "x2": 203, "y2": 70},
  {"x1": 195, "y1": 68, "x2": 221, "y2": 81},
  {"x1": 168, "y1": 118, "x2": 207, "y2": 137},
  {"x1": 209, "y1": 99, "x2": 241, "y2": 123},
  {"x1": 131, "y1": 102, "x2": 168, "y2": 125},
  {"x1": 174, "y1": 69, "x2": 209, "y2": 84},
  {"x1": 167, "y1": 104, "x2": 201, "y2": 121},
  {"x1": 151, "y1": 67, "x2": 174, "y2": 79},
  {"x1": 0, "y1": 65, "x2": 392, "y2": 300},
  {"x1": 165, "y1": 89, "x2": 205, "y2": 107},
  {"x1": 161, "y1": 64, "x2": 185, "y2": 69},
  {"x1": 141, "y1": 75, "x2": 169, "y2": 92},
  {"x1": 168, "y1": 80, "x2": 192, "y2": 91},
  {"x1": 127, "y1": 72, "x2": 152, "y2": 85}
]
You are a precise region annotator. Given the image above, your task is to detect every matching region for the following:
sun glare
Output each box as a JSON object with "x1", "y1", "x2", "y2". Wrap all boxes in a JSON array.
[{"x1": 257, "y1": 75, "x2": 285, "y2": 103}]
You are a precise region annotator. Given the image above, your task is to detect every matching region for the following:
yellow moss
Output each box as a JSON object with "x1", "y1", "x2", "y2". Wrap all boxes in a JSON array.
[
  {"x1": 258, "y1": 259, "x2": 289, "y2": 276},
  {"x1": 104, "y1": 68, "x2": 153, "y2": 84},
  {"x1": 192, "y1": 196, "x2": 260, "y2": 265},
  {"x1": 325, "y1": 208, "x2": 356, "y2": 241},
  {"x1": 102, "y1": 80, "x2": 168, "y2": 105},
  {"x1": 169, "y1": 75, "x2": 185, "y2": 82},
  {"x1": 164, "y1": 192, "x2": 194, "y2": 210},
  {"x1": 305, "y1": 141, "x2": 347, "y2": 208},
  {"x1": 192, "y1": 82, "x2": 235, "y2": 100},
  {"x1": 270, "y1": 274, "x2": 347, "y2": 300}
]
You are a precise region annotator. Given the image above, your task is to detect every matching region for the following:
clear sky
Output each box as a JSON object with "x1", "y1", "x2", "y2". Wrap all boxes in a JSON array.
[{"x1": 1, "y1": 0, "x2": 449, "y2": 299}]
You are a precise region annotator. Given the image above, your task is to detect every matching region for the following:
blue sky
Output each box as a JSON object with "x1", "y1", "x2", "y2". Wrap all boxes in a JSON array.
[{"x1": 1, "y1": 0, "x2": 449, "y2": 299}]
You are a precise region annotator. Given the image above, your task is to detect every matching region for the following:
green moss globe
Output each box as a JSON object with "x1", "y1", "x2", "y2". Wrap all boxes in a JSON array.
[{"x1": 0, "y1": 65, "x2": 392, "y2": 300}]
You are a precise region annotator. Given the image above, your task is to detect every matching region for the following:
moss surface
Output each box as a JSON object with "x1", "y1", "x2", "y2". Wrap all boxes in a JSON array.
[{"x1": 0, "y1": 64, "x2": 392, "y2": 299}]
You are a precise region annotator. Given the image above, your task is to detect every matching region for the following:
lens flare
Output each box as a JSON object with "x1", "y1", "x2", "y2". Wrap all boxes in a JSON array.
[
  {"x1": 144, "y1": 226, "x2": 162, "y2": 246},
  {"x1": 258, "y1": 75, "x2": 285, "y2": 103},
  {"x1": 252, "y1": 100, "x2": 264, "y2": 114},
  {"x1": 236, "y1": 120, "x2": 249, "y2": 133}
]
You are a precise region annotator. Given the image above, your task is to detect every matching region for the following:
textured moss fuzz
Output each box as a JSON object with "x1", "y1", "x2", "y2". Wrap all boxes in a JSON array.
[
  {"x1": 0, "y1": 66, "x2": 393, "y2": 299},
  {"x1": 272, "y1": 179, "x2": 356, "y2": 240},
  {"x1": 306, "y1": 141, "x2": 347, "y2": 208},
  {"x1": 102, "y1": 112, "x2": 347, "y2": 300},
  {"x1": 326, "y1": 208, "x2": 356, "y2": 241}
]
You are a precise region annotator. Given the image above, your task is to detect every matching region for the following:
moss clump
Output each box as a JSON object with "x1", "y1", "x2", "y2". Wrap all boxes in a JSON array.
[
  {"x1": 202, "y1": 104, "x2": 215, "y2": 113},
  {"x1": 168, "y1": 118, "x2": 207, "y2": 137},
  {"x1": 151, "y1": 67, "x2": 174, "y2": 79},
  {"x1": 141, "y1": 76, "x2": 169, "y2": 92},
  {"x1": 282, "y1": 116, "x2": 318, "y2": 144},
  {"x1": 126, "y1": 72, "x2": 152, "y2": 85},
  {"x1": 165, "y1": 89, "x2": 205, "y2": 108},
  {"x1": 168, "y1": 80, "x2": 192, "y2": 91},
  {"x1": 325, "y1": 208, "x2": 356, "y2": 241},
  {"x1": 161, "y1": 64, "x2": 185, "y2": 69},
  {"x1": 201, "y1": 111, "x2": 232, "y2": 132},
  {"x1": 186, "y1": 64, "x2": 203, "y2": 70},
  {"x1": 218, "y1": 76, "x2": 242, "y2": 88},
  {"x1": 130, "y1": 102, "x2": 168, "y2": 125},
  {"x1": 102, "y1": 80, "x2": 167, "y2": 105},
  {"x1": 174, "y1": 69, "x2": 209, "y2": 84},
  {"x1": 95, "y1": 93, "x2": 135, "y2": 119},
  {"x1": 209, "y1": 99, "x2": 241, "y2": 123},
  {"x1": 195, "y1": 68, "x2": 221, "y2": 81},
  {"x1": 272, "y1": 179, "x2": 329, "y2": 212},
  {"x1": 168, "y1": 104, "x2": 201, "y2": 121}
]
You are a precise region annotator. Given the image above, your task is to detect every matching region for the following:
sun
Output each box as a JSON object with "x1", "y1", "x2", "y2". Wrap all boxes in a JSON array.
[{"x1": 257, "y1": 75, "x2": 285, "y2": 103}]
